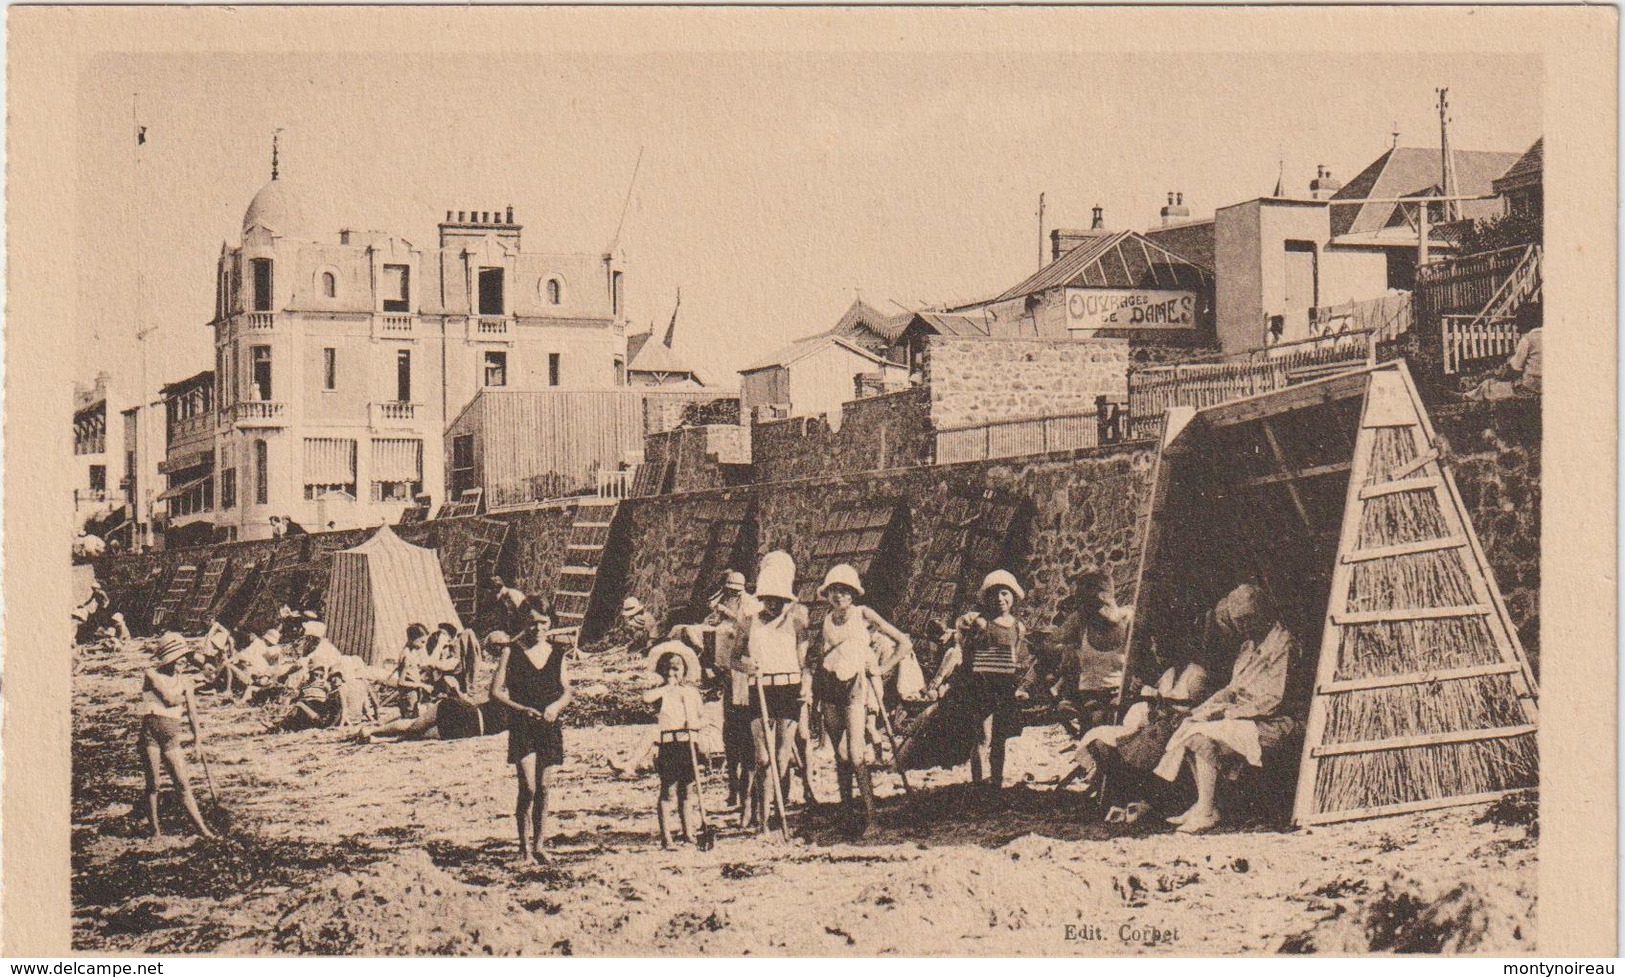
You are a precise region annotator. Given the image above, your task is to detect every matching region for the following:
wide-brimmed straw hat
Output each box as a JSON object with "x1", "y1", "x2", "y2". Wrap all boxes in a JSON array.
[
  {"x1": 722, "y1": 571, "x2": 747, "y2": 593},
  {"x1": 755, "y1": 550, "x2": 797, "y2": 601},
  {"x1": 977, "y1": 569, "x2": 1026, "y2": 602},
  {"x1": 151, "y1": 632, "x2": 191, "y2": 668},
  {"x1": 621, "y1": 597, "x2": 645, "y2": 617},
  {"x1": 644, "y1": 640, "x2": 701, "y2": 684},
  {"x1": 818, "y1": 563, "x2": 865, "y2": 598},
  {"x1": 303, "y1": 620, "x2": 327, "y2": 639}
]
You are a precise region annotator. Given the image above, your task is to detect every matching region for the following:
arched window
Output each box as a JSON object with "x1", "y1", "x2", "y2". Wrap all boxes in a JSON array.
[
  {"x1": 321, "y1": 271, "x2": 337, "y2": 298},
  {"x1": 546, "y1": 278, "x2": 562, "y2": 305}
]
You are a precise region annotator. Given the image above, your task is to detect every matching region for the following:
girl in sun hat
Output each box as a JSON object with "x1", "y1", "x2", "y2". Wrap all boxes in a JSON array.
[
  {"x1": 640, "y1": 641, "x2": 707, "y2": 847},
  {"x1": 815, "y1": 563, "x2": 913, "y2": 837},
  {"x1": 899, "y1": 570, "x2": 1032, "y2": 788},
  {"x1": 136, "y1": 632, "x2": 215, "y2": 839}
]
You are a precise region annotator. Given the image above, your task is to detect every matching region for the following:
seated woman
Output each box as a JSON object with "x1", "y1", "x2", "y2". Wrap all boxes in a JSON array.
[
  {"x1": 222, "y1": 625, "x2": 285, "y2": 702},
  {"x1": 278, "y1": 665, "x2": 338, "y2": 731},
  {"x1": 1152, "y1": 583, "x2": 1311, "y2": 834},
  {"x1": 1069, "y1": 658, "x2": 1216, "y2": 799},
  {"x1": 394, "y1": 623, "x2": 437, "y2": 719}
]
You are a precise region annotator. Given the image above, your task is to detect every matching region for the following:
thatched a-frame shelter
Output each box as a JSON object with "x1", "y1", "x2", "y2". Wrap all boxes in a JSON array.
[{"x1": 1121, "y1": 361, "x2": 1538, "y2": 826}]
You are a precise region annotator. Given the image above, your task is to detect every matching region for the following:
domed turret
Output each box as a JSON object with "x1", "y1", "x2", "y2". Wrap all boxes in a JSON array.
[{"x1": 241, "y1": 178, "x2": 311, "y2": 238}]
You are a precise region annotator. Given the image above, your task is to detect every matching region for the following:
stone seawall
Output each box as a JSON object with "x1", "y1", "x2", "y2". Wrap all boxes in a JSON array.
[
  {"x1": 92, "y1": 401, "x2": 1539, "y2": 672},
  {"x1": 611, "y1": 443, "x2": 1158, "y2": 641}
]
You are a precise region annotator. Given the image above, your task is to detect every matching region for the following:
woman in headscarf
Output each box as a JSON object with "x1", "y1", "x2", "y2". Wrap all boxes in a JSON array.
[
  {"x1": 1153, "y1": 583, "x2": 1310, "y2": 833},
  {"x1": 814, "y1": 563, "x2": 913, "y2": 836},
  {"x1": 490, "y1": 601, "x2": 573, "y2": 863}
]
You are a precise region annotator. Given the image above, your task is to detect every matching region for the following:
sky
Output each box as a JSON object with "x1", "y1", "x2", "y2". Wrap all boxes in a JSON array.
[{"x1": 77, "y1": 49, "x2": 1541, "y2": 399}]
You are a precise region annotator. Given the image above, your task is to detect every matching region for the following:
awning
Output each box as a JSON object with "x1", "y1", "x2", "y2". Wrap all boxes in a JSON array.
[
  {"x1": 304, "y1": 438, "x2": 357, "y2": 484},
  {"x1": 158, "y1": 474, "x2": 210, "y2": 501},
  {"x1": 158, "y1": 449, "x2": 214, "y2": 475},
  {"x1": 372, "y1": 438, "x2": 423, "y2": 482}
]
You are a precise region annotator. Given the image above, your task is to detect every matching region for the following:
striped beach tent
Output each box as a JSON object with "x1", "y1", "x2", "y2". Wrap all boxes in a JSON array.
[{"x1": 326, "y1": 525, "x2": 462, "y2": 666}]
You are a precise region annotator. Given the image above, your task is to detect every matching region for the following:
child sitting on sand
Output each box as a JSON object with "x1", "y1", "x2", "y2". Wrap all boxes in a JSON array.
[{"x1": 641, "y1": 641, "x2": 705, "y2": 849}]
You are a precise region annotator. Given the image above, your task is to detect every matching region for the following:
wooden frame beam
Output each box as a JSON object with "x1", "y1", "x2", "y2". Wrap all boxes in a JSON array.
[
  {"x1": 1341, "y1": 535, "x2": 1467, "y2": 564},
  {"x1": 1309, "y1": 723, "x2": 1536, "y2": 758},
  {"x1": 1318, "y1": 661, "x2": 1523, "y2": 695},
  {"x1": 1331, "y1": 603, "x2": 1491, "y2": 626},
  {"x1": 1358, "y1": 475, "x2": 1442, "y2": 500},
  {"x1": 1260, "y1": 419, "x2": 1314, "y2": 532},
  {"x1": 1236, "y1": 459, "x2": 1351, "y2": 490}
]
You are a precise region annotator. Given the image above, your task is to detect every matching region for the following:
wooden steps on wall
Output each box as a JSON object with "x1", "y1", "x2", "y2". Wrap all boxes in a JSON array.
[{"x1": 552, "y1": 498, "x2": 620, "y2": 629}]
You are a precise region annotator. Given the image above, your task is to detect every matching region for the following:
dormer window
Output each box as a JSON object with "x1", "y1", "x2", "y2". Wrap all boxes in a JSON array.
[{"x1": 382, "y1": 264, "x2": 410, "y2": 313}]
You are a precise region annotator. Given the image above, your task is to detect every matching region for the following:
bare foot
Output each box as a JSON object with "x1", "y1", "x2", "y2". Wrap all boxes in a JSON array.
[
  {"x1": 532, "y1": 847, "x2": 554, "y2": 864},
  {"x1": 1175, "y1": 808, "x2": 1222, "y2": 834},
  {"x1": 514, "y1": 847, "x2": 534, "y2": 865},
  {"x1": 660, "y1": 837, "x2": 674, "y2": 851},
  {"x1": 1166, "y1": 804, "x2": 1200, "y2": 825}
]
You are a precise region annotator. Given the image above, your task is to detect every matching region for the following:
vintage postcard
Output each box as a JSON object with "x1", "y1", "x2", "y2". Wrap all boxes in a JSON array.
[{"x1": 5, "y1": 5, "x2": 1617, "y2": 958}]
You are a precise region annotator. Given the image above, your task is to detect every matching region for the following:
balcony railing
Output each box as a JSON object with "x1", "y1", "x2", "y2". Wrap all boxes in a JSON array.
[
  {"x1": 243, "y1": 312, "x2": 276, "y2": 331},
  {"x1": 596, "y1": 468, "x2": 633, "y2": 500},
  {"x1": 370, "y1": 401, "x2": 420, "y2": 428},
  {"x1": 377, "y1": 314, "x2": 415, "y2": 337},
  {"x1": 472, "y1": 317, "x2": 511, "y2": 338},
  {"x1": 168, "y1": 412, "x2": 215, "y2": 444},
  {"x1": 229, "y1": 401, "x2": 287, "y2": 426}
]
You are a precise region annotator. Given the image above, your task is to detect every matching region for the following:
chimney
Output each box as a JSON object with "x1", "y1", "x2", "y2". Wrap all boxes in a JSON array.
[
  {"x1": 1050, "y1": 228, "x2": 1102, "y2": 261},
  {"x1": 339, "y1": 229, "x2": 352, "y2": 245},
  {"x1": 1159, "y1": 191, "x2": 1190, "y2": 226},
  {"x1": 1310, "y1": 165, "x2": 1343, "y2": 200},
  {"x1": 506, "y1": 205, "x2": 514, "y2": 224},
  {"x1": 457, "y1": 211, "x2": 466, "y2": 222},
  {"x1": 1090, "y1": 205, "x2": 1105, "y2": 231}
]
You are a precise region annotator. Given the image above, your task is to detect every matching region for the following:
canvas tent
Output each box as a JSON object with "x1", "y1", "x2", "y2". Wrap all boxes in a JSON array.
[
  {"x1": 326, "y1": 525, "x2": 462, "y2": 666},
  {"x1": 1121, "y1": 361, "x2": 1537, "y2": 826}
]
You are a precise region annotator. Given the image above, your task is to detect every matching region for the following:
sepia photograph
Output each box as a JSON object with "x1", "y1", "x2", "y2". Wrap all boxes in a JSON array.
[{"x1": 6, "y1": 4, "x2": 1617, "y2": 959}]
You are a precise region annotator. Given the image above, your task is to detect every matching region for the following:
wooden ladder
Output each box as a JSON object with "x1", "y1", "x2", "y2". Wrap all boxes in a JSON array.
[
  {"x1": 551, "y1": 498, "x2": 620, "y2": 629},
  {"x1": 151, "y1": 564, "x2": 199, "y2": 632},
  {"x1": 179, "y1": 557, "x2": 230, "y2": 634}
]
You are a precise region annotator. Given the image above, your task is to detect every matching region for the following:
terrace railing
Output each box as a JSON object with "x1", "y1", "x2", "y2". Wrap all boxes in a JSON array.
[
  {"x1": 1129, "y1": 330, "x2": 1377, "y2": 434},
  {"x1": 1415, "y1": 244, "x2": 1532, "y2": 315},
  {"x1": 934, "y1": 408, "x2": 1103, "y2": 464},
  {"x1": 596, "y1": 468, "x2": 633, "y2": 500}
]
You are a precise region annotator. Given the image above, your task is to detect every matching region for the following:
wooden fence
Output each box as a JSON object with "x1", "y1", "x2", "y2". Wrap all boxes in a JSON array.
[
  {"x1": 1442, "y1": 315, "x2": 1520, "y2": 375},
  {"x1": 1416, "y1": 245, "x2": 1531, "y2": 315},
  {"x1": 934, "y1": 409, "x2": 1104, "y2": 464},
  {"x1": 1128, "y1": 331, "x2": 1376, "y2": 430}
]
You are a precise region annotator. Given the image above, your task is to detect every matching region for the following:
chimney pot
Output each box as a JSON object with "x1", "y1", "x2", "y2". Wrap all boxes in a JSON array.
[
  {"x1": 446, "y1": 211, "x2": 453, "y2": 222},
  {"x1": 457, "y1": 211, "x2": 466, "y2": 222},
  {"x1": 506, "y1": 205, "x2": 514, "y2": 223},
  {"x1": 1090, "y1": 205, "x2": 1104, "y2": 230}
]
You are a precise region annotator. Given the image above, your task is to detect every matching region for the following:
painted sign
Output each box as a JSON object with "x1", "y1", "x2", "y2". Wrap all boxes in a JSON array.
[{"x1": 1064, "y1": 288, "x2": 1197, "y2": 331}]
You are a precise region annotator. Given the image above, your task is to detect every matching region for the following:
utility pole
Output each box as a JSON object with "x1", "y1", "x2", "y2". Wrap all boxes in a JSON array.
[
  {"x1": 1437, "y1": 88, "x2": 1461, "y2": 222},
  {"x1": 1036, "y1": 192, "x2": 1046, "y2": 269}
]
